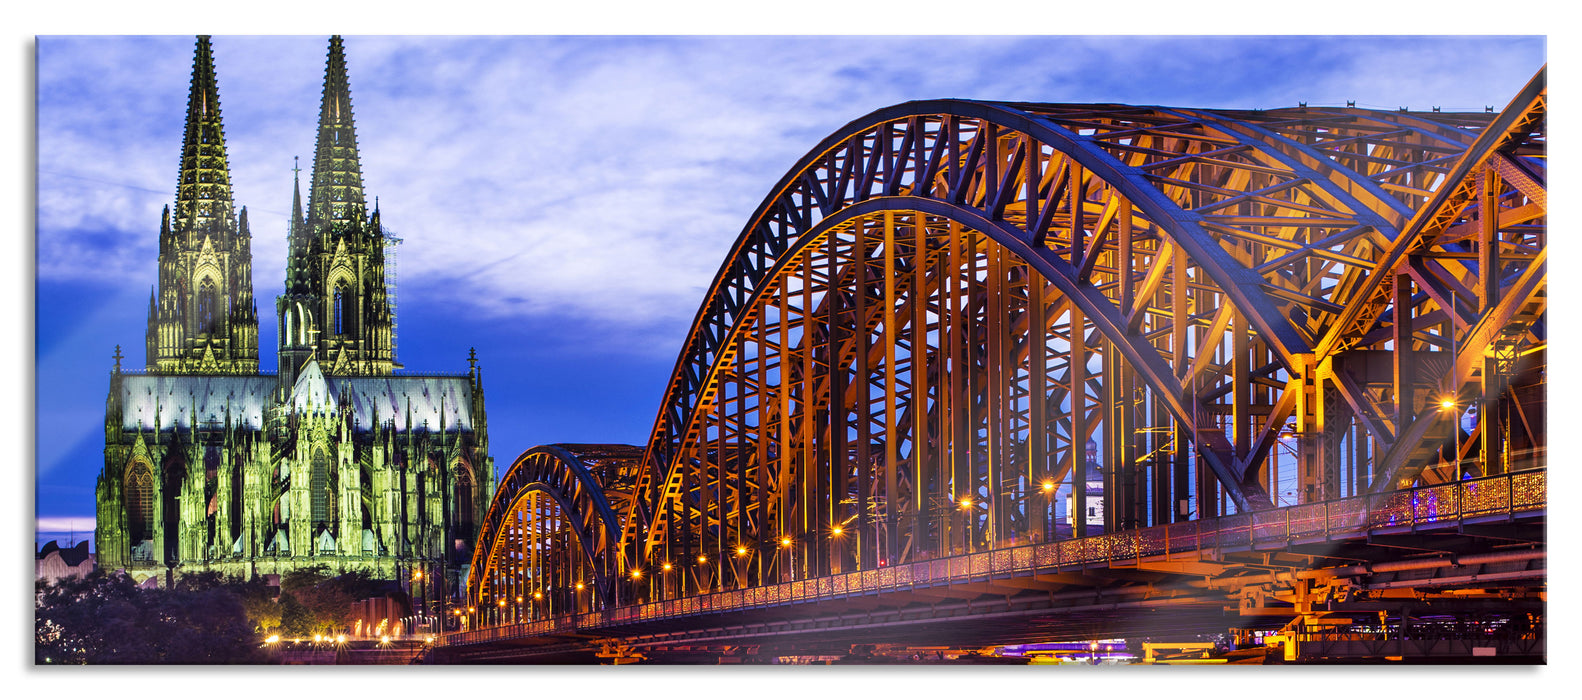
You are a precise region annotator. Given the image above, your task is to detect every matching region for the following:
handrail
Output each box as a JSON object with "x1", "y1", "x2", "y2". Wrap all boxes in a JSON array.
[{"x1": 445, "y1": 468, "x2": 1545, "y2": 646}]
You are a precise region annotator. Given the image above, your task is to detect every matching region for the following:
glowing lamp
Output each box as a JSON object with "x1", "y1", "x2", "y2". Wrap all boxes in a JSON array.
[
  {"x1": 533, "y1": 592, "x2": 542, "y2": 600},
  {"x1": 736, "y1": 546, "x2": 748, "y2": 557},
  {"x1": 831, "y1": 525, "x2": 844, "y2": 536},
  {"x1": 780, "y1": 537, "x2": 793, "y2": 548},
  {"x1": 663, "y1": 562, "x2": 673, "y2": 572}
]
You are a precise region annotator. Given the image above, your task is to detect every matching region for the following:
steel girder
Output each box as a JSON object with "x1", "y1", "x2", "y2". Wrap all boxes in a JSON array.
[
  {"x1": 468, "y1": 444, "x2": 640, "y2": 612},
  {"x1": 1359, "y1": 70, "x2": 1547, "y2": 491},
  {"x1": 628, "y1": 97, "x2": 1499, "y2": 566},
  {"x1": 469, "y1": 76, "x2": 1544, "y2": 616}
]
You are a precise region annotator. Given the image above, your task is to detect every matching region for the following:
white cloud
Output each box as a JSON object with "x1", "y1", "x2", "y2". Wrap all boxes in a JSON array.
[{"x1": 36, "y1": 35, "x2": 1545, "y2": 348}]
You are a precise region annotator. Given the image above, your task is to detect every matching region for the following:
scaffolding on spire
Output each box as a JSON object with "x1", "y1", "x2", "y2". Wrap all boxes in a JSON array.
[{"x1": 383, "y1": 228, "x2": 403, "y2": 365}]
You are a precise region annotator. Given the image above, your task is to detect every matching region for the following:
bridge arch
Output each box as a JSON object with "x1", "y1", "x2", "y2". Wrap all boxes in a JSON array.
[
  {"x1": 626, "y1": 98, "x2": 1513, "y2": 569},
  {"x1": 467, "y1": 444, "x2": 641, "y2": 617},
  {"x1": 465, "y1": 75, "x2": 1543, "y2": 622}
]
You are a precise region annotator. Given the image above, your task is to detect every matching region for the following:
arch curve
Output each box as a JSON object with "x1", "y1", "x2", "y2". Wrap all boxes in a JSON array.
[
  {"x1": 629, "y1": 99, "x2": 1496, "y2": 556},
  {"x1": 468, "y1": 444, "x2": 641, "y2": 611}
]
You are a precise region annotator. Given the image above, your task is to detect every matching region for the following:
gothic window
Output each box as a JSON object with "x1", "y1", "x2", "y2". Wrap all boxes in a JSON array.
[
  {"x1": 455, "y1": 465, "x2": 475, "y2": 539},
  {"x1": 197, "y1": 279, "x2": 218, "y2": 335},
  {"x1": 333, "y1": 284, "x2": 346, "y2": 335},
  {"x1": 126, "y1": 463, "x2": 154, "y2": 555},
  {"x1": 311, "y1": 449, "x2": 330, "y2": 530},
  {"x1": 230, "y1": 455, "x2": 245, "y2": 543}
]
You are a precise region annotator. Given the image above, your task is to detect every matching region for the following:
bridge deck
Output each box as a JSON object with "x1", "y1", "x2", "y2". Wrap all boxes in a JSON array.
[{"x1": 443, "y1": 470, "x2": 1543, "y2": 660}]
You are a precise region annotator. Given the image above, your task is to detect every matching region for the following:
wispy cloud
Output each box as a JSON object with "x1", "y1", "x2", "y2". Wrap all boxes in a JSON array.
[
  {"x1": 37, "y1": 516, "x2": 97, "y2": 533},
  {"x1": 37, "y1": 35, "x2": 1545, "y2": 348}
]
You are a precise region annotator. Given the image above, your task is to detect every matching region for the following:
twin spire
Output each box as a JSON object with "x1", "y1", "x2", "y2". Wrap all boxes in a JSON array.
[
  {"x1": 306, "y1": 35, "x2": 367, "y2": 226},
  {"x1": 173, "y1": 35, "x2": 234, "y2": 233},
  {"x1": 156, "y1": 35, "x2": 389, "y2": 376}
]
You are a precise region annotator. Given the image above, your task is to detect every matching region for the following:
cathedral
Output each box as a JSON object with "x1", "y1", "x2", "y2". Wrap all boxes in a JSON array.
[{"x1": 95, "y1": 36, "x2": 495, "y2": 600}]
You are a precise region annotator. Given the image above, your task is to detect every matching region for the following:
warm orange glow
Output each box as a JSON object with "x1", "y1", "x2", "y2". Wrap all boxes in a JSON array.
[
  {"x1": 497, "y1": 600, "x2": 506, "y2": 607},
  {"x1": 631, "y1": 569, "x2": 643, "y2": 580},
  {"x1": 380, "y1": 635, "x2": 391, "y2": 644},
  {"x1": 736, "y1": 546, "x2": 748, "y2": 557},
  {"x1": 576, "y1": 582, "x2": 585, "y2": 591},
  {"x1": 780, "y1": 537, "x2": 793, "y2": 547},
  {"x1": 1041, "y1": 481, "x2": 1055, "y2": 492},
  {"x1": 663, "y1": 562, "x2": 673, "y2": 571},
  {"x1": 831, "y1": 525, "x2": 844, "y2": 536},
  {"x1": 698, "y1": 554, "x2": 708, "y2": 564},
  {"x1": 516, "y1": 596, "x2": 523, "y2": 603},
  {"x1": 264, "y1": 634, "x2": 280, "y2": 644},
  {"x1": 533, "y1": 591, "x2": 542, "y2": 600},
  {"x1": 335, "y1": 635, "x2": 346, "y2": 644},
  {"x1": 412, "y1": 571, "x2": 423, "y2": 580},
  {"x1": 1441, "y1": 397, "x2": 1457, "y2": 410},
  {"x1": 959, "y1": 497, "x2": 974, "y2": 509}
]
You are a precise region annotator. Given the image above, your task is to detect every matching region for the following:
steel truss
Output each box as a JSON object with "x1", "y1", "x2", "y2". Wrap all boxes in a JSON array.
[{"x1": 467, "y1": 70, "x2": 1545, "y2": 625}]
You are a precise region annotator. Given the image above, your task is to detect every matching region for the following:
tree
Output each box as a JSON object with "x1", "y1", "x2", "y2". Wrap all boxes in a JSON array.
[{"x1": 35, "y1": 570, "x2": 266, "y2": 664}]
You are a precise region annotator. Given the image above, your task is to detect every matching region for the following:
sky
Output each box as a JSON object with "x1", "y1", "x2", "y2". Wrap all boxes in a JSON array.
[{"x1": 28, "y1": 32, "x2": 1547, "y2": 552}]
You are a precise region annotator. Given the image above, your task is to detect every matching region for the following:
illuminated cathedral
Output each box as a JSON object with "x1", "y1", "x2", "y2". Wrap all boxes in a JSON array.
[{"x1": 95, "y1": 37, "x2": 495, "y2": 599}]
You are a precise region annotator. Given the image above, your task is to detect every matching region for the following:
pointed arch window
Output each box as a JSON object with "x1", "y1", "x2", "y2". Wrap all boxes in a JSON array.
[
  {"x1": 197, "y1": 279, "x2": 218, "y2": 335},
  {"x1": 454, "y1": 464, "x2": 475, "y2": 539},
  {"x1": 126, "y1": 463, "x2": 154, "y2": 558},
  {"x1": 311, "y1": 449, "x2": 330, "y2": 529},
  {"x1": 333, "y1": 283, "x2": 350, "y2": 336}
]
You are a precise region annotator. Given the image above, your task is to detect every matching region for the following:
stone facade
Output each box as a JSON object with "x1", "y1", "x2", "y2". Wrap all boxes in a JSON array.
[{"x1": 96, "y1": 37, "x2": 494, "y2": 597}]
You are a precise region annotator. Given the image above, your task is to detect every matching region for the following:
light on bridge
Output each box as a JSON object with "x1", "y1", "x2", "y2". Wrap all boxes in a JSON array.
[
  {"x1": 697, "y1": 555, "x2": 708, "y2": 564},
  {"x1": 663, "y1": 562, "x2": 673, "y2": 572},
  {"x1": 631, "y1": 569, "x2": 644, "y2": 580},
  {"x1": 576, "y1": 582, "x2": 585, "y2": 591},
  {"x1": 831, "y1": 525, "x2": 844, "y2": 536},
  {"x1": 1041, "y1": 481, "x2": 1055, "y2": 493},
  {"x1": 533, "y1": 591, "x2": 543, "y2": 600},
  {"x1": 736, "y1": 546, "x2": 748, "y2": 557},
  {"x1": 780, "y1": 537, "x2": 793, "y2": 548}
]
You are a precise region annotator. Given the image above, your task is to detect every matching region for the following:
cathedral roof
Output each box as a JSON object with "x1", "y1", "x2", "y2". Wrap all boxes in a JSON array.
[
  {"x1": 119, "y1": 374, "x2": 275, "y2": 430},
  {"x1": 289, "y1": 359, "x2": 335, "y2": 411},
  {"x1": 118, "y1": 372, "x2": 477, "y2": 433}
]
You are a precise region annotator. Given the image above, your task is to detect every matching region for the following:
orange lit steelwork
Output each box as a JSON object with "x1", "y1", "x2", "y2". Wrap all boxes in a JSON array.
[{"x1": 461, "y1": 71, "x2": 1545, "y2": 661}]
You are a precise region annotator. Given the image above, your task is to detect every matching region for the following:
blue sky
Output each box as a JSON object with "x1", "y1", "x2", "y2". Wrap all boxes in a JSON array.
[{"x1": 29, "y1": 33, "x2": 1546, "y2": 549}]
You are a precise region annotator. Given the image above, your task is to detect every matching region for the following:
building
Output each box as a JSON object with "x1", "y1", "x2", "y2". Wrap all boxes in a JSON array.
[
  {"x1": 36, "y1": 541, "x2": 96, "y2": 584},
  {"x1": 95, "y1": 37, "x2": 495, "y2": 603}
]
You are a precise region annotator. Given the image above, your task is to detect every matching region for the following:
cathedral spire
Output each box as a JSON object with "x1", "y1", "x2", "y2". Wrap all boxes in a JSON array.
[
  {"x1": 148, "y1": 36, "x2": 259, "y2": 375},
  {"x1": 173, "y1": 35, "x2": 234, "y2": 235},
  {"x1": 306, "y1": 35, "x2": 366, "y2": 227},
  {"x1": 286, "y1": 157, "x2": 307, "y2": 292}
]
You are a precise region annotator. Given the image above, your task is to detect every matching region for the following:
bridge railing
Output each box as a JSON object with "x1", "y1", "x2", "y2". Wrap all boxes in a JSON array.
[{"x1": 445, "y1": 468, "x2": 1544, "y2": 646}]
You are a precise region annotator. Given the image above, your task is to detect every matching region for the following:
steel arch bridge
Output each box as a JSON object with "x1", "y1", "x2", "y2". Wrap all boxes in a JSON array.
[{"x1": 460, "y1": 69, "x2": 1545, "y2": 661}]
